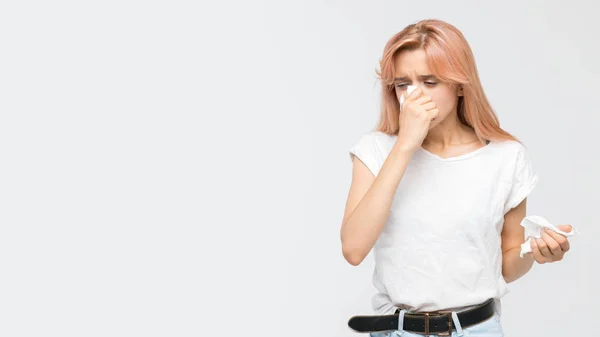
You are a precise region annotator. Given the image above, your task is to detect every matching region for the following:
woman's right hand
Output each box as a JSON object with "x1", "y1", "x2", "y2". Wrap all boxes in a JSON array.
[{"x1": 396, "y1": 87, "x2": 439, "y2": 152}]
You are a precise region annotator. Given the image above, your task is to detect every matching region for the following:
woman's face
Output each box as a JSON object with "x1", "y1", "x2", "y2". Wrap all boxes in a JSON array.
[{"x1": 393, "y1": 48, "x2": 461, "y2": 128}]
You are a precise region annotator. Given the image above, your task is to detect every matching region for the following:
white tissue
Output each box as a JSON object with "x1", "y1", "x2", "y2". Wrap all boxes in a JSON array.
[
  {"x1": 399, "y1": 85, "x2": 417, "y2": 108},
  {"x1": 519, "y1": 215, "x2": 578, "y2": 258}
]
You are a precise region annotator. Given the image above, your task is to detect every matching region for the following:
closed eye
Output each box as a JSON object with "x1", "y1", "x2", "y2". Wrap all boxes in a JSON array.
[{"x1": 396, "y1": 82, "x2": 437, "y2": 88}]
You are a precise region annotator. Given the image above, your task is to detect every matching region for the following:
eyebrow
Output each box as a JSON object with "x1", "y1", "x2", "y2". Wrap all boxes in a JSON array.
[{"x1": 394, "y1": 75, "x2": 438, "y2": 82}]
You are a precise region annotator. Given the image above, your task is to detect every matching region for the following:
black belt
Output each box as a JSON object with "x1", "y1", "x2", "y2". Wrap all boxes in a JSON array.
[{"x1": 347, "y1": 298, "x2": 495, "y2": 336}]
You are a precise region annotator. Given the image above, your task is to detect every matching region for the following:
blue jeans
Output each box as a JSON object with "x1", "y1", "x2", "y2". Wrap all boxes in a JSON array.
[{"x1": 369, "y1": 312, "x2": 504, "y2": 337}]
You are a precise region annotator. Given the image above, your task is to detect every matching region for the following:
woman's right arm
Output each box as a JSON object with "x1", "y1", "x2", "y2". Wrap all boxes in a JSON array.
[
  {"x1": 341, "y1": 87, "x2": 437, "y2": 266},
  {"x1": 340, "y1": 143, "x2": 415, "y2": 266}
]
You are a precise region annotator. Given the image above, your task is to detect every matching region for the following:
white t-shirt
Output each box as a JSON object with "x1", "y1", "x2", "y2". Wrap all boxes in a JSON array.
[{"x1": 348, "y1": 131, "x2": 539, "y2": 316}]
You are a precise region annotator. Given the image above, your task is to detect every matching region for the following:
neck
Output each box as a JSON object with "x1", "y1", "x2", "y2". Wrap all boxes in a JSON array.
[{"x1": 422, "y1": 112, "x2": 479, "y2": 149}]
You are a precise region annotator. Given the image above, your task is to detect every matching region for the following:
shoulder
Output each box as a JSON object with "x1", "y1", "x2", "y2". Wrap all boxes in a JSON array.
[
  {"x1": 356, "y1": 130, "x2": 395, "y2": 141},
  {"x1": 489, "y1": 139, "x2": 524, "y2": 150},
  {"x1": 359, "y1": 131, "x2": 397, "y2": 148},
  {"x1": 350, "y1": 131, "x2": 395, "y2": 151},
  {"x1": 349, "y1": 131, "x2": 397, "y2": 176},
  {"x1": 488, "y1": 139, "x2": 530, "y2": 159},
  {"x1": 487, "y1": 140, "x2": 536, "y2": 178}
]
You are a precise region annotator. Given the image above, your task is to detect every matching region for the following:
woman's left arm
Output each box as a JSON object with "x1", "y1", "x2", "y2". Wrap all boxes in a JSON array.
[{"x1": 500, "y1": 198, "x2": 572, "y2": 283}]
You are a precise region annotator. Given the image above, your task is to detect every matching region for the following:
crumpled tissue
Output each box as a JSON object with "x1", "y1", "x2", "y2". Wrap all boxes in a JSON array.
[
  {"x1": 520, "y1": 215, "x2": 578, "y2": 258},
  {"x1": 399, "y1": 85, "x2": 417, "y2": 108}
]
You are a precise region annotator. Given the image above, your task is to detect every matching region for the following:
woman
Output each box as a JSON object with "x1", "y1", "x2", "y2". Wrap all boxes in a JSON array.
[{"x1": 341, "y1": 19, "x2": 572, "y2": 337}]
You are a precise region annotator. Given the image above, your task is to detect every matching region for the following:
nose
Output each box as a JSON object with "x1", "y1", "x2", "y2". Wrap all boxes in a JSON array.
[{"x1": 414, "y1": 84, "x2": 429, "y2": 96}]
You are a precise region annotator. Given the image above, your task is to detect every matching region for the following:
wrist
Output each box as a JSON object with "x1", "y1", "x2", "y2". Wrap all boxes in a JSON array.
[{"x1": 392, "y1": 141, "x2": 418, "y2": 155}]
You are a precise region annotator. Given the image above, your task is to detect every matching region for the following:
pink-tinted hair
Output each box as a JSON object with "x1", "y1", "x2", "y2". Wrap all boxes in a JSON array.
[{"x1": 374, "y1": 19, "x2": 518, "y2": 144}]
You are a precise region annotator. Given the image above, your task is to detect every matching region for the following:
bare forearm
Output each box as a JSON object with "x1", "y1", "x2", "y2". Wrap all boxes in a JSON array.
[
  {"x1": 341, "y1": 144, "x2": 415, "y2": 265},
  {"x1": 502, "y1": 246, "x2": 534, "y2": 283}
]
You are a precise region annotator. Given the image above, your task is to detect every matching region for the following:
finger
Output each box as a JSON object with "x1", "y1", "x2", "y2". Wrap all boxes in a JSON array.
[
  {"x1": 535, "y1": 237, "x2": 553, "y2": 261},
  {"x1": 543, "y1": 229, "x2": 570, "y2": 252},
  {"x1": 422, "y1": 101, "x2": 437, "y2": 111},
  {"x1": 414, "y1": 96, "x2": 432, "y2": 105},
  {"x1": 556, "y1": 224, "x2": 573, "y2": 233},
  {"x1": 531, "y1": 239, "x2": 546, "y2": 264},
  {"x1": 541, "y1": 231, "x2": 561, "y2": 256},
  {"x1": 407, "y1": 87, "x2": 424, "y2": 101},
  {"x1": 428, "y1": 108, "x2": 439, "y2": 120},
  {"x1": 415, "y1": 96, "x2": 433, "y2": 105}
]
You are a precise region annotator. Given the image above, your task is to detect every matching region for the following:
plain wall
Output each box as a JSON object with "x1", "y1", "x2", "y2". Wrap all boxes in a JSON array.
[{"x1": 0, "y1": 1, "x2": 597, "y2": 336}]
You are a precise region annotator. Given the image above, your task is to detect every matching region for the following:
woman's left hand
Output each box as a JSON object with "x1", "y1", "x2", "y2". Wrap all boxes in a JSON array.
[{"x1": 531, "y1": 225, "x2": 572, "y2": 263}]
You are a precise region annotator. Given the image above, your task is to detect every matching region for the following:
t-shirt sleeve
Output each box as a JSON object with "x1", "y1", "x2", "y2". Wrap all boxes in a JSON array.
[
  {"x1": 348, "y1": 133, "x2": 383, "y2": 176},
  {"x1": 503, "y1": 143, "x2": 539, "y2": 214}
]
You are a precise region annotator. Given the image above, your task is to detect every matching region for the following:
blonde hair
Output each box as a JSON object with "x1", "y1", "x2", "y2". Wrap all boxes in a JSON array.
[{"x1": 375, "y1": 19, "x2": 518, "y2": 144}]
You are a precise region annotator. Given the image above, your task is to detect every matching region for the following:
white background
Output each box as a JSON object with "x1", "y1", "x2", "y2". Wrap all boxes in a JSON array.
[{"x1": 0, "y1": 1, "x2": 597, "y2": 336}]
